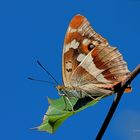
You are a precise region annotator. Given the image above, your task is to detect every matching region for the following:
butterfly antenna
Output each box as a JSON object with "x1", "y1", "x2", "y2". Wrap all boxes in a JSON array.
[
  {"x1": 37, "y1": 60, "x2": 59, "y2": 85},
  {"x1": 28, "y1": 77, "x2": 57, "y2": 85}
]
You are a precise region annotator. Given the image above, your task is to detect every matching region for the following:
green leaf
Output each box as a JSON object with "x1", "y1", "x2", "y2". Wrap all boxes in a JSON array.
[{"x1": 37, "y1": 96, "x2": 104, "y2": 133}]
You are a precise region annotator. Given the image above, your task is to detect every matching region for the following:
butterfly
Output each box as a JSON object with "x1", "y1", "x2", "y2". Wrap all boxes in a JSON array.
[{"x1": 57, "y1": 14, "x2": 131, "y2": 102}]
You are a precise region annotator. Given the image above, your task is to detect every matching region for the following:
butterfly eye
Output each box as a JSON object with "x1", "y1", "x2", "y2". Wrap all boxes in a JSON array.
[{"x1": 88, "y1": 43, "x2": 95, "y2": 51}]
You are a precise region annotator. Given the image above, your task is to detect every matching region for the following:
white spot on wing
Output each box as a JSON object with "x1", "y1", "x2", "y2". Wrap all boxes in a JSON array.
[
  {"x1": 66, "y1": 62, "x2": 72, "y2": 70},
  {"x1": 64, "y1": 43, "x2": 70, "y2": 53},
  {"x1": 71, "y1": 29, "x2": 77, "y2": 33},
  {"x1": 75, "y1": 41, "x2": 80, "y2": 49},
  {"x1": 77, "y1": 54, "x2": 86, "y2": 62},
  {"x1": 92, "y1": 40, "x2": 99, "y2": 46},
  {"x1": 68, "y1": 27, "x2": 77, "y2": 33},
  {"x1": 71, "y1": 39, "x2": 77, "y2": 49},
  {"x1": 82, "y1": 38, "x2": 90, "y2": 45},
  {"x1": 64, "y1": 39, "x2": 80, "y2": 53}
]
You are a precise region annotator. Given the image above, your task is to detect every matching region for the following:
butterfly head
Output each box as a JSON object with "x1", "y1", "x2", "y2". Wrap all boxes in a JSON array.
[{"x1": 56, "y1": 85, "x2": 66, "y2": 92}]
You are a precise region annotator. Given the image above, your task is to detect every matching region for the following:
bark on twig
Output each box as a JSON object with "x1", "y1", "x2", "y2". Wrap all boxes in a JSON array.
[{"x1": 95, "y1": 64, "x2": 140, "y2": 140}]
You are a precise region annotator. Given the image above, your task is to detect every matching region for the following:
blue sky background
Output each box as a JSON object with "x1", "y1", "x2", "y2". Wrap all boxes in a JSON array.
[{"x1": 0, "y1": 0, "x2": 140, "y2": 140}]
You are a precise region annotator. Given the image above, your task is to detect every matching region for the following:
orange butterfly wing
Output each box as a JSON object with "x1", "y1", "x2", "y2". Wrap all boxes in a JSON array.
[
  {"x1": 62, "y1": 15, "x2": 106, "y2": 86},
  {"x1": 62, "y1": 15, "x2": 131, "y2": 96}
]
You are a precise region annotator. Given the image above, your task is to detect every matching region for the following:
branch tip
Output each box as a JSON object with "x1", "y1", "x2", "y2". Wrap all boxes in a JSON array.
[{"x1": 95, "y1": 64, "x2": 140, "y2": 139}]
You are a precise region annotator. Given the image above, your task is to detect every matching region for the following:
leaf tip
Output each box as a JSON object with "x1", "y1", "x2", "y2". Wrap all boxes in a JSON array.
[{"x1": 29, "y1": 126, "x2": 38, "y2": 131}]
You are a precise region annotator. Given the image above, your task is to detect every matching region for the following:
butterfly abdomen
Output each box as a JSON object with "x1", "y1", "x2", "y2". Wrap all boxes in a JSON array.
[
  {"x1": 65, "y1": 89, "x2": 83, "y2": 98},
  {"x1": 57, "y1": 85, "x2": 86, "y2": 98}
]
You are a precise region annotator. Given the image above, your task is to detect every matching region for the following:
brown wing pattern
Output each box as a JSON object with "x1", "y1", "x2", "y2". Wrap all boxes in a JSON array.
[
  {"x1": 62, "y1": 15, "x2": 94, "y2": 86},
  {"x1": 62, "y1": 14, "x2": 131, "y2": 94},
  {"x1": 71, "y1": 44, "x2": 130, "y2": 85},
  {"x1": 70, "y1": 44, "x2": 131, "y2": 96}
]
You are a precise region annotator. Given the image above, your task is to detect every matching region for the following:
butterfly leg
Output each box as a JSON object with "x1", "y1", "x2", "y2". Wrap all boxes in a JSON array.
[
  {"x1": 65, "y1": 96, "x2": 74, "y2": 112},
  {"x1": 82, "y1": 89, "x2": 95, "y2": 100},
  {"x1": 62, "y1": 95, "x2": 68, "y2": 110},
  {"x1": 84, "y1": 90, "x2": 106, "y2": 101},
  {"x1": 58, "y1": 92, "x2": 68, "y2": 110}
]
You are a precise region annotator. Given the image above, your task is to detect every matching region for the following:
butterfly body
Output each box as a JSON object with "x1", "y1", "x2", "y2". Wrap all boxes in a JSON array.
[
  {"x1": 57, "y1": 81, "x2": 122, "y2": 99},
  {"x1": 57, "y1": 85, "x2": 85, "y2": 98},
  {"x1": 58, "y1": 14, "x2": 131, "y2": 99}
]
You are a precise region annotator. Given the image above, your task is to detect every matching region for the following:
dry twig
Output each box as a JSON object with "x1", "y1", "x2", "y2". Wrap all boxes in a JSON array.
[{"x1": 95, "y1": 64, "x2": 140, "y2": 140}]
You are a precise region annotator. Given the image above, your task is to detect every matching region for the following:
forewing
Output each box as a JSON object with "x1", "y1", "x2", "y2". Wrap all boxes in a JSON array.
[
  {"x1": 62, "y1": 14, "x2": 131, "y2": 95},
  {"x1": 62, "y1": 15, "x2": 101, "y2": 86},
  {"x1": 68, "y1": 17, "x2": 131, "y2": 94}
]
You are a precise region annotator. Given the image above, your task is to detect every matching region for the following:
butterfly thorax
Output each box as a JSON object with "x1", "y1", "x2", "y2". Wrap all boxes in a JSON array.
[{"x1": 56, "y1": 85, "x2": 85, "y2": 98}]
